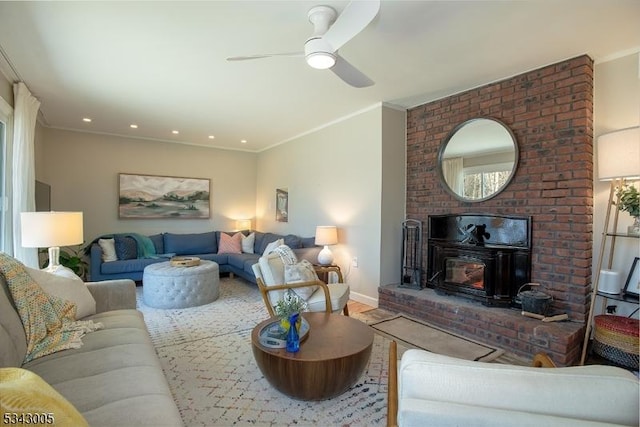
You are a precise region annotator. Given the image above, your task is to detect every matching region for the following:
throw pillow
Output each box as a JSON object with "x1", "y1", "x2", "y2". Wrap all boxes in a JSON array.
[
  {"x1": 0, "y1": 368, "x2": 89, "y2": 427},
  {"x1": 263, "y1": 238, "x2": 284, "y2": 256},
  {"x1": 114, "y1": 236, "x2": 137, "y2": 260},
  {"x1": 98, "y1": 238, "x2": 117, "y2": 262},
  {"x1": 241, "y1": 232, "x2": 255, "y2": 254},
  {"x1": 273, "y1": 244, "x2": 298, "y2": 265},
  {"x1": 25, "y1": 267, "x2": 97, "y2": 319},
  {"x1": 284, "y1": 259, "x2": 319, "y2": 301},
  {"x1": 218, "y1": 232, "x2": 242, "y2": 254}
]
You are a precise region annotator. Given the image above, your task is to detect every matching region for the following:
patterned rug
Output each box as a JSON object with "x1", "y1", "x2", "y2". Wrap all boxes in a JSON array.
[{"x1": 136, "y1": 277, "x2": 390, "y2": 427}]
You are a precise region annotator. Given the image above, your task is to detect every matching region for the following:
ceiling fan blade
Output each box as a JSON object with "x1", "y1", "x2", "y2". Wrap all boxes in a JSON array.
[
  {"x1": 226, "y1": 52, "x2": 303, "y2": 61},
  {"x1": 323, "y1": 0, "x2": 380, "y2": 52},
  {"x1": 330, "y1": 55, "x2": 374, "y2": 88}
]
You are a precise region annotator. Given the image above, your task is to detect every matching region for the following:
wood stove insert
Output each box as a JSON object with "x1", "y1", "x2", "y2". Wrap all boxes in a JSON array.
[{"x1": 427, "y1": 214, "x2": 531, "y2": 306}]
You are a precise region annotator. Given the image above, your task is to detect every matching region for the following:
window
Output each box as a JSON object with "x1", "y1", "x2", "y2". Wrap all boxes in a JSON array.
[{"x1": 463, "y1": 163, "x2": 512, "y2": 200}]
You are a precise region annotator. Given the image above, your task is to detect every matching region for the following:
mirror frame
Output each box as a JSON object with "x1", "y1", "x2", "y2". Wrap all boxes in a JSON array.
[{"x1": 437, "y1": 117, "x2": 519, "y2": 203}]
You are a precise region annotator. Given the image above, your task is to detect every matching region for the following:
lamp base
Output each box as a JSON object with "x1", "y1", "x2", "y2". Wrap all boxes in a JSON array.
[
  {"x1": 317, "y1": 246, "x2": 334, "y2": 266},
  {"x1": 42, "y1": 246, "x2": 79, "y2": 279}
]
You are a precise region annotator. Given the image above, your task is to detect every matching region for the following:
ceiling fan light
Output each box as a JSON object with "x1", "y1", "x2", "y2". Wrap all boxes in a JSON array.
[{"x1": 306, "y1": 52, "x2": 336, "y2": 69}]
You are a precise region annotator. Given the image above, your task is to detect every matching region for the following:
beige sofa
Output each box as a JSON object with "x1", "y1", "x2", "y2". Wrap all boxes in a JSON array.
[
  {"x1": 387, "y1": 341, "x2": 639, "y2": 427},
  {"x1": 0, "y1": 262, "x2": 182, "y2": 426}
]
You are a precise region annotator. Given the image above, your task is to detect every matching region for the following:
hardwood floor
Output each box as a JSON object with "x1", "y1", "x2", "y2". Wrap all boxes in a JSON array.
[{"x1": 347, "y1": 300, "x2": 375, "y2": 314}]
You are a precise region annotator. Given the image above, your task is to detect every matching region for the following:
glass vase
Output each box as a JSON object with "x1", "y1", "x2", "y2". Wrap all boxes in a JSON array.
[{"x1": 286, "y1": 312, "x2": 300, "y2": 353}]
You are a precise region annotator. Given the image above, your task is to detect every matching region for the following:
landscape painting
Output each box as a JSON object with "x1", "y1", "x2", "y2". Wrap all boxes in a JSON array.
[{"x1": 119, "y1": 173, "x2": 210, "y2": 219}]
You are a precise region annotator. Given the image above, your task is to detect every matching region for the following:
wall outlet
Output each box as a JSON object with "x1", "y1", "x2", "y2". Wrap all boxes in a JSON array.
[{"x1": 352, "y1": 257, "x2": 358, "y2": 268}]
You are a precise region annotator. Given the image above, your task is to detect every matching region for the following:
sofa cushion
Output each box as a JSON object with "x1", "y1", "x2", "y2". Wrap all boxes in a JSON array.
[
  {"x1": 0, "y1": 367, "x2": 89, "y2": 426},
  {"x1": 0, "y1": 275, "x2": 27, "y2": 368},
  {"x1": 283, "y1": 234, "x2": 302, "y2": 249},
  {"x1": 164, "y1": 231, "x2": 216, "y2": 255},
  {"x1": 24, "y1": 309, "x2": 183, "y2": 427},
  {"x1": 114, "y1": 236, "x2": 137, "y2": 260},
  {"x1": 218, "y1": 232, "x2": 242, "y2": 254},
  {"x1": 148, "y1": 233, "x2": 164, "y2": 254},
  {"x1": 242, "y1": 232, "x2": 255, "y2": 254},
  {"x1": 227, "y1": 253, "x2": 259, "y2": 270},
  {"x1": 300, "y1": 236, "x2": 317, "y2": 248},
  {"x1": 263, "y1": 238, "x2": 284, "y2": 256},
  {"x1": 25, "y1": 267, "x2": 96, "y2": 319},
  {"x1": 256, "y1": 232, "x2": 283, "y2": 255},
  {"x1": 100, "y1": 258, "x2": 164, "y2": 275},
  {"x1": 98, "y1": 239, "x2": 117, "y2": 262}
]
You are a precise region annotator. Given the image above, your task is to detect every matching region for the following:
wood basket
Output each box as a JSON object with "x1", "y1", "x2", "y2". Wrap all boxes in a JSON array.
[{"x1": 170, "y1": 256, "x2": 201, "y2": 267}]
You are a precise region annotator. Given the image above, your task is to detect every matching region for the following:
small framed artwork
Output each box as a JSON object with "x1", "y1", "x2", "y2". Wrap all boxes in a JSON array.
[
  {"x1": 119, "y1": 173, "x2": 210, "y2": 219},
  {"x1": 623, "y1": 257, "x2": 640, "y2": 298},
  {"x1": 276, "y1": 188, "x2": 288, "y2": 222}
]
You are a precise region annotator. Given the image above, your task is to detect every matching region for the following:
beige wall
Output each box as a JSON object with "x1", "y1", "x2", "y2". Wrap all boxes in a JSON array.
[
  {"x1": 255, "y1": 104, "x2": 406, "y2": 305},
  {"x1": 593, "y1": 52, "x2": 640, "y2": 317},
  {"x1": 36, "y1": 128, "x2": 257, "y2": 242}
]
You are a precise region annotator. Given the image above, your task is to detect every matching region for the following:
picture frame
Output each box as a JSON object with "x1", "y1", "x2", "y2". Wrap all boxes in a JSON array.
[
  {"x1": 276, "y1": 188, "x2": 288, "y2": 222},
  {"x1": 118, "y1": 173, "x2": 210, "y2": 219},
  {"x1": 623, "y1": 257, "x2": 640, "y2": 298}
]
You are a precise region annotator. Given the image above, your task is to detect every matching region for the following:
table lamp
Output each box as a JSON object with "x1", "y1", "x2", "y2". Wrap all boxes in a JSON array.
[
  {"x1": 20, "y1": 211, "x2": 84, "y2": 274},
  {"x1": 236, "y1": 219, "x2": 252, "y2": 231},
  {"x1": 315, "y1": 225, "x2": 338, "y2": 265}
]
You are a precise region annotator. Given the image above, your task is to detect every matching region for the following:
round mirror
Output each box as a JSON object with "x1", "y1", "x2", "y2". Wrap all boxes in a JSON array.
[{"x1": 437, "y1": 118, "x2": 518, "y2": 202}]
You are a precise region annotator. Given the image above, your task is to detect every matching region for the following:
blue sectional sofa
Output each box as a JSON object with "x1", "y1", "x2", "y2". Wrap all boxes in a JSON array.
[{"x1": 89, "y1": 230, "x2": 320, "y2": 284}]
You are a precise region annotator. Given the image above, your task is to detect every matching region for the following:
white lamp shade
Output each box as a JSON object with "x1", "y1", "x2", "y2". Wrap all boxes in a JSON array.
[
  {"x1": 315, "y1": 226, "x2": 338, "y2": 246},
  {"x1": 21, "y1": 212, "x2": 84, "y2": 248},
  {"x1": 597, "y1": 127, "x2": 640, "y2": 181},
  {"x1": 235, "y1": 219, "x2": 251, "y2": 231}
]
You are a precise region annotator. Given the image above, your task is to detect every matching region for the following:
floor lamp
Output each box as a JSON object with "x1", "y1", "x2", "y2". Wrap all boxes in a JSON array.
[
  {"x1": 580, "y1": 127, "x2": 639, "y2": 365},
  {"x1": 20, "y1": 211, "x2": 84, "y2": 275}
]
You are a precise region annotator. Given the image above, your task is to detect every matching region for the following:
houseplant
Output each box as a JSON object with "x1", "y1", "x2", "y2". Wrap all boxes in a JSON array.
[
  {"x1": 616, "y1": 184, "x2": 640, "y2": 236},
  {"x1": 274, "y1": 289, "x2": 308, "y2": 331}
]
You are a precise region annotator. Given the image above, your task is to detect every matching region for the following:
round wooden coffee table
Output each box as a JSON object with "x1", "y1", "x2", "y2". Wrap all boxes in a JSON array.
[{"x1": 251, "y1": 312, "x2": 374, "y2": 401}]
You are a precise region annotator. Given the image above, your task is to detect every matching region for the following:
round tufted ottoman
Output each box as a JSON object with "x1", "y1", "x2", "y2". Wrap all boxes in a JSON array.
[{"x1": 143, "y1": 260, "x2": 220, "y2": 309}]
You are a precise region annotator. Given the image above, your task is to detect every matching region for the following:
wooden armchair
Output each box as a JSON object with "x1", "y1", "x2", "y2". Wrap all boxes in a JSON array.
[{"x1": 251, "y1": 253, "x2": 349, "y2": 317}]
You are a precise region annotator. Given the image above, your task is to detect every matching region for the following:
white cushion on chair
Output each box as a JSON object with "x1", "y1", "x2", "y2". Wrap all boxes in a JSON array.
[
  {"x1": 306, "y1": 283, "x2": 350, "y2": 313},
  {"x1": 258, "y1": 252, "x2": 286, "y2": 305}
]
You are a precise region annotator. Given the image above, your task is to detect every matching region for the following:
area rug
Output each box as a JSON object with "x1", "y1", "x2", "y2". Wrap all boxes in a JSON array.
[
  {"x1": 369, "y1": 314, "x2": 503, "y2": 362},
  {"x1": 136, "y1": 278, "x2": 390, "y2": 427}
]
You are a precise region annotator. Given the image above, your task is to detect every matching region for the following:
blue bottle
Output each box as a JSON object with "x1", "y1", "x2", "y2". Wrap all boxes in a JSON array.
[{"x1": 286, "y1": 313, "x2": 300, "y2": 353}]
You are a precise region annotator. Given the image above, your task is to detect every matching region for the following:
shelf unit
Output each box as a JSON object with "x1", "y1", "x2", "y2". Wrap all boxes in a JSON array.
[{"x1": 580, "y1": 179, "x2": 639, "y2": 365}]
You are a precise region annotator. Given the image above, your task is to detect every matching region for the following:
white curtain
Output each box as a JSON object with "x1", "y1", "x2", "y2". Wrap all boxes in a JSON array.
[
  {"x1": 442, "y1": 157, "x2": 464, "y2": 195},
  {"x1": 12, "y1": 82, "x2": 41, "y2": 266}
]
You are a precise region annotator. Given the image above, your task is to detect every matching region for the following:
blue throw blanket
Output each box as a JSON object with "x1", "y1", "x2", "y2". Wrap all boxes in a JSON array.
[
  {"x1": 86, "y1": 233, "x2": 158, "y2": 259},
  {"x1": 123, "y1": 233, "x2": 156, "y2": 258}
]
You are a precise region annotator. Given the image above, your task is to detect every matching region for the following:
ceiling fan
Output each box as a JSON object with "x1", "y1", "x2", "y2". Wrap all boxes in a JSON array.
[{"x1": 226, "y1": 1, "x2": 380, "y2": 88}]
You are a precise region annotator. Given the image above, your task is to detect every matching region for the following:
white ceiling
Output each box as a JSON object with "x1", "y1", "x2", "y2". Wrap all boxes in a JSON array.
[{"x1": 0, "y1": 1, "x2": 638, "y2": 153}]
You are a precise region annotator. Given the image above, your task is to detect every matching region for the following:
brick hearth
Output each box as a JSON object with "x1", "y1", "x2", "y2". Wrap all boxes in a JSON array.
[
  {"x1": 379, "y1": 284, "x2": 584, "y2": 366},
  {"x1": 399, "y1": 55, "x2": 593, "y2": 366}
]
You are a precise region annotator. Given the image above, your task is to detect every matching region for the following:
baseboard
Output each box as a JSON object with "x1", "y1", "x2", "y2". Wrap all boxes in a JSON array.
[{"x1": 350, "y1": 290, "x2": 378, "y2": 308}]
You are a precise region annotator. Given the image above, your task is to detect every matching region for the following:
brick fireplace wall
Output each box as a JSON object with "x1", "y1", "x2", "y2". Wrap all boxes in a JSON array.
[{"x1": 384, "y1": 55, "x2": 594, "y2": 365}]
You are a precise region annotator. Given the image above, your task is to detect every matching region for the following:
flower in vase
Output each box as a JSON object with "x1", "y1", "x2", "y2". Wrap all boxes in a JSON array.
[{"x1": 274, "y1": 289, "x2": 308, "y2": 330}]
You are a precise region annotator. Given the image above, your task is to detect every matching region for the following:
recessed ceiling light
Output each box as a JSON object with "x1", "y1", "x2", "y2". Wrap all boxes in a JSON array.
[
  {"x1": 82, "y1": 118, "x2": 92, "y2": 123},
  {"x1": 208, "y1": 135, "x2": 215, "y2": 140},
  {"x1": 240, "y1": 139, "x2": 247, "y2": 144},
  {"x1": 172, "y1": 130, "x2": 179, "y2": 135},
  {"x1": 130, "y1": 124, "x2": 138, "y2": 129}
]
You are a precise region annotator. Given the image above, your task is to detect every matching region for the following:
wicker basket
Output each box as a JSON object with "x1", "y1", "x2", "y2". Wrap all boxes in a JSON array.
[{"x1": 593, "y1": 315, "x2": 639, "y2": 370}]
